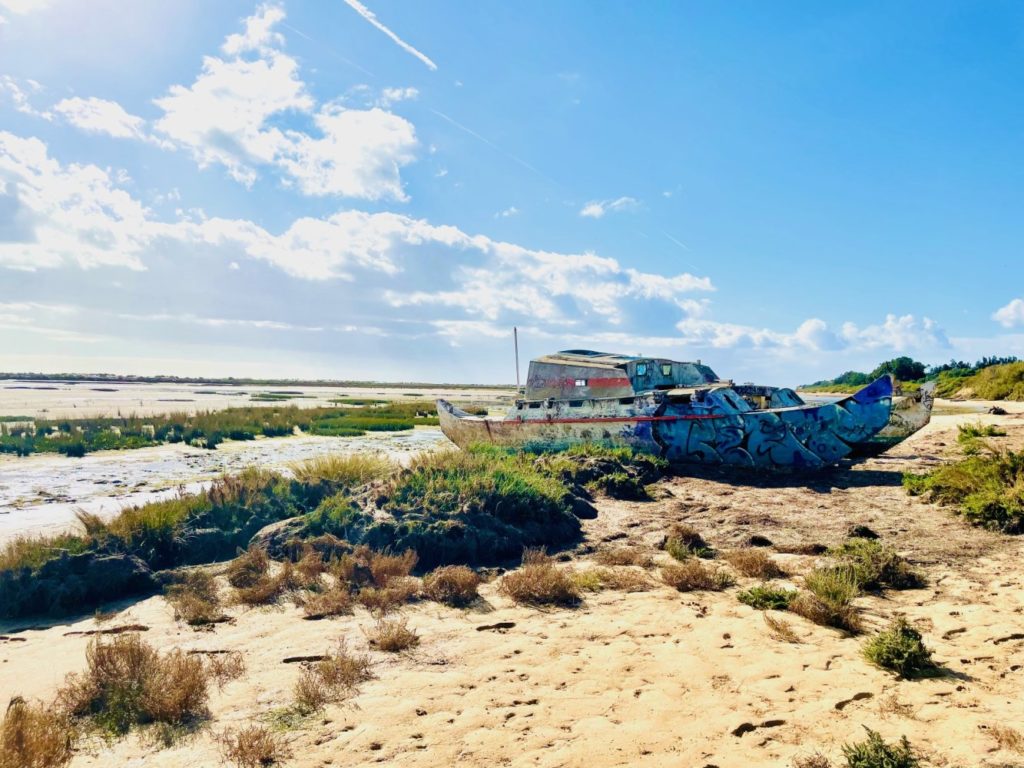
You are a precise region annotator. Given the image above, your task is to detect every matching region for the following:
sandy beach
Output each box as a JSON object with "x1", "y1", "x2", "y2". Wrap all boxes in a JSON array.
[{"x1": 2, "y1": 401, "x2": 1023, "y2": 766}]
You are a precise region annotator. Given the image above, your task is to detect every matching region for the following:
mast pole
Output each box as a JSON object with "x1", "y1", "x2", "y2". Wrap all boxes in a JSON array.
[{"x1": 514, "y1": 326, "x2": 521, "y2": 392}]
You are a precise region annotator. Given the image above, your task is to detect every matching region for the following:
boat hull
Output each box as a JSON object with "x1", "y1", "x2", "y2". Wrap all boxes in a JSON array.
[{"x1": 437, "y1": 376, "x2": 897, "y2": 471}]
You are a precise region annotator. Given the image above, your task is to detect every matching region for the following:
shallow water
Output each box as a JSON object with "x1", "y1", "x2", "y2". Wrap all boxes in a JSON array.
[{"x1": 0, "y1": 427, "x2": 449, "y2": 544}]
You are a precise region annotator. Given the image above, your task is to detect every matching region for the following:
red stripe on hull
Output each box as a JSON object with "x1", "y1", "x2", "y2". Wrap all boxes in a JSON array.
[{"x1": 513, "y1": 414, "x2": 726, "y2": 425}]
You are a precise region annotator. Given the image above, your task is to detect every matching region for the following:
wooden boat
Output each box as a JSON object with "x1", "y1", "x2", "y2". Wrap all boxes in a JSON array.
[{"x1": 436, "y1": 350, "x2": 935, "y2": 470}]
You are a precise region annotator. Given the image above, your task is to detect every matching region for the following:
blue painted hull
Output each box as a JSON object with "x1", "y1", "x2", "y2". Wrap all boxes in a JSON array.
[{"x1": 437, "y1": 376, "x2": 895, "y2": 471}]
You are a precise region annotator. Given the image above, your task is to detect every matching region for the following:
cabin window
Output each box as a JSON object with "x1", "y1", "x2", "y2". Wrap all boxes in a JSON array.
[
  {"x1": 636, "y1": 363, "x2": 647, "y2": 375},
  {"x1": 619, "y1": 397, "x2": 634, "y2": 405},
  {"x1": 574, "y1": 378, "x2": 587, "y2": 387},
  {"x1": 528, "y1": 402, "x2": 541, "y2": 409},
  {"x1": 568, "y1": 400, "x2": 583, "y2": 407},
  {"x1": 661, "y1": 364, "x2": 672, "y2": 376}
]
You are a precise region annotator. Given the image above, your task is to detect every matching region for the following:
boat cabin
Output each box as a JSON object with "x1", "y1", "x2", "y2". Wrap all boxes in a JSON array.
[{"x1": 524, "y1": 349, "x2": 721, "y2": 401}]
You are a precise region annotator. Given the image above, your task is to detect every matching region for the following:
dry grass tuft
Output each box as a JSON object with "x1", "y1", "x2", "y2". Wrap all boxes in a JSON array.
[
  {"x1": 293, "y1": 547, "x2": 328, "y2": 581},
  {"x1": 301, "y1": 586, "x2": 354, "y2": 620},
  {"x1": 165, "y1": 569, "x2": 226, "y2": 626},
  {"x1": 225, "y1": 546, "x2": 270, "y2": 589},
  {"x1": 790, "y1": 566, "x2": 862, "y2": 633},
  {"x1": 293, "y1": 640, "x2": 373, "y2": 712},
  {"x1": 367, "y1": 617, "x2": 420, "y2": 652},
  {"x1": 0, "y1": 697, "x2": 74, "y2": 768},
  {"x1": 217, "y1": 724, "x2": 291, "y2": 768},
  {"x1": 723, "y1": 549, "x2": 787, "y2": 579},
  {"x1": 595, "y1": 567, "x2": 653, "y2": 592},
  {"x1": 594, "y1": 547, "x2": 654, "y2": 568},
  {"x1": 791, "y1": 752, "x2": 831, "y2": 768},
  {"x1": 764, "y1": 613, "x2": 802, "y2": 643},
  {"x1": 57, "y1": 634, "x2": 209, "y2": 735},
  {"x1": 790, "y1": 592, "x2": 861, "y2": 634},
  {"x1": 356, "y1": 577, "x2": 420, "y2": 615},
  {"x1": 499, "y1": 549, "x2": 581, "y2": 606},
  {"x1": 368, "y1": 550, "x2": 418, "y2": 587},
  {"x1": 660, "y1": 560, "x2": 734, "y2": 592},
  {"x1": 203, "y1": 651, "x2": 246, "y2": 690},
  {"x1": 232, "y1": 562, "x2": 308, "y2": 607},
  {"x1": 877, "y1": 694, "x2": 917, "y2": 719},
  {"x1": 988, "y1": 724, "x2": 1024, "y2": 754},
  {"x1": 422, "y1": 565, "x2": 481, "y2": 606}
]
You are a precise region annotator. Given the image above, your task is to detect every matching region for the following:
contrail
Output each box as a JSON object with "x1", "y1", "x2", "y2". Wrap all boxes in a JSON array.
[
  {"x1": 282, "y1": 22, "x2": 376, "y2": 78},
  {"x1": 341, "y1": 0, "x2": 438, "y2": 71},
  {"x1": 429, "y1": 108, "x2": 557, "y2": 185}
]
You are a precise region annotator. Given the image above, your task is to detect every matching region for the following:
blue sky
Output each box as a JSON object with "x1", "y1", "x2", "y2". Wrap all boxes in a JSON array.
[{"x1": 0, "y1": 0, "x2": 1022, "y2": 385}]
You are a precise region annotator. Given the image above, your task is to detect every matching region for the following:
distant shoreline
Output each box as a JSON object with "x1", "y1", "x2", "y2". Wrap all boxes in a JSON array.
[{"x1": 0, "y1": 373, "x2": 513, "y2": 389}]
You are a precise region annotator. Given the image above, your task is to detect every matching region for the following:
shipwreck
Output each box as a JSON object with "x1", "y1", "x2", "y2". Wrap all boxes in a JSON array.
[{"x1": 437, "y1": 350, "x2": 935, "y2": 470}]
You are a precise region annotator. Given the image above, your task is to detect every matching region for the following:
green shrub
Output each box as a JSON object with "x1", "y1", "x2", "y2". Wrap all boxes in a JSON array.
[
  {"x1": 904, "y1": 449, "x2": 1024, "y2": 532},
  {"x1": 957, "y1": 422, "x2": 1007, "y2": 442},
  {"x1": 842, "y1": 727, "x2": 918, "y2": 768},
  {"x1": 862, "y1": 617, "x2": 937, "y2": 678},
  {"x1": 830, "y1": 538, "x2": 924, "y2": 590},
  {"x1": 791, "y1": 566, "x2": 862, "y2": 632},
  {"x1": 359, "y1": 449, "x2": 582, "y2": 568},
  {"x1": 662, "y1": 524, "x2": 713, "y2": 560},
  {"x1": 738, "y1": 584, "x2": 796, "y2": 610}
]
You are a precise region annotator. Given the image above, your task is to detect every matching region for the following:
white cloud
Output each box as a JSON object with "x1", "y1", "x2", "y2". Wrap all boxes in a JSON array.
[
  {"x1": 673, "y1": 313, "x2": 949, "y2": 354},
  {"x1": 1, "y1": 75, "x2": 51, "y2": 120},
  {"x1": 377, "y1": 86, "x2": 418, "y2": 107},
  {"x1": 993, "y1": 298, "x2": 1024, "y2": 328},
  {"x1": 222, "y1": 2, "x2": 285, "y2": 55},
  {"x1": 496, "y1": 206, "x2": 519, "y2": 218},
  {"x1": 53, "y1": 97, "x2": 148, "y2": 140},
  {"x1": 0, "y1": 131, "x2": 170, "y2": 270},
  {"x1": 579, "y1": 196, "x2": 640, "y2": 219},
  {"x1": 341, "y1": 0, "x2": 438, "y2": 71},
  {"x1": 274, "y1": 105, "x2": 416, "y2": 199},
  {"x1": 839, "y1": 314, "x2": 950, "y2": 351},
  {"x1": 152, "y1": 3, "x2": 417, "y2": 199}
]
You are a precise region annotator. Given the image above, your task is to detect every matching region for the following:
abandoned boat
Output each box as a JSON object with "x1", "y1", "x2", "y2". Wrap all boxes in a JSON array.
[{"x1": 436, "y1": 350, "x2": 935, "y2": 470}]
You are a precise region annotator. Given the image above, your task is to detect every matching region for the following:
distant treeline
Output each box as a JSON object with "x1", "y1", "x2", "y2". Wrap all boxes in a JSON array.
[
  {"x1": 800, "y1": 356, "x2": 1024, "y2": 400},
  {"x1": 0, "y1": 372, "x2": 512, "y2": 389}
]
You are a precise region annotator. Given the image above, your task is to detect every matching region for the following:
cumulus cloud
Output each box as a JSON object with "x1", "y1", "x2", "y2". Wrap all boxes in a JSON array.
[
  {"x1": 53, "y1": 97, "x2": 149, "y2": 141},
  {"x1": 377, "y1": 86, "x2": 418, "y2": 107},
  {"x1": 152, "y1": 3, "x2": 417, "y2": 199},
  {"x1": 579, "y1": 196, "x2": 639, "y2": 219},
  {"x1": 0, "y1": 131, "x2": 170, "y2": 270},
  {"x1": 673, "y1": 313, "x2": 949, "y2": 354},
  {"x1": 993, "y1": 298, "x2": 1024, "y2": 328}
]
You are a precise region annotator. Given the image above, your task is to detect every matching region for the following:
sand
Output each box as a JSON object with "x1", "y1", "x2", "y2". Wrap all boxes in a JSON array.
[{"x1": 2, "y1": 403, "x2": 1024, "y2": 767}]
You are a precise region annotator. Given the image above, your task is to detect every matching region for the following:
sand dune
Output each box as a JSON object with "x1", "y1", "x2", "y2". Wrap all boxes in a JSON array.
[{"x1": 2, "y1": 409, "x2": 1024, "y2": 767}]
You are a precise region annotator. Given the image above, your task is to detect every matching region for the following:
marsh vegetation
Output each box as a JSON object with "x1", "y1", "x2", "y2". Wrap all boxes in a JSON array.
[{"x1": 0, "y1": 400, "x2": 442, "y2": 457}]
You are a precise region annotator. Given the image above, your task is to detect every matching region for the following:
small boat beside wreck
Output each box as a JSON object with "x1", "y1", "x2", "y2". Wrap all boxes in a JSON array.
[{"x1": 437, "y1": 350, "x2": 935, "y2": 470}]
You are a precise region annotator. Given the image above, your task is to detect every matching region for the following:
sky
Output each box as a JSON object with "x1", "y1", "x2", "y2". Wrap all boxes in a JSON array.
[{"x1": 0, "y1": 0, "x2": 1022, "y2": 386}]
